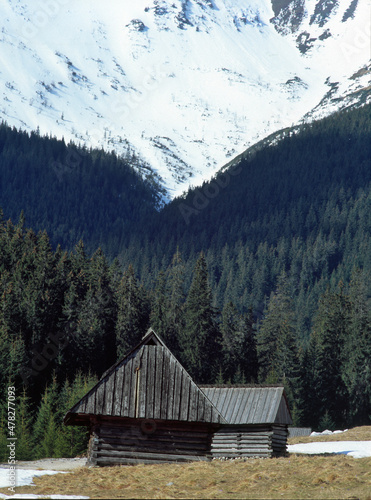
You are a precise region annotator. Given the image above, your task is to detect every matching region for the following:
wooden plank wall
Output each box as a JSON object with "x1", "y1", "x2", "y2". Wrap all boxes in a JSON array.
[
  {"x1": 210, "y1": 425, "x2": 288, "y2": 459},
  {"x1": 88, "y1": 418, "x2": 213, "y2": 466},
  {"x1": 288, "y1": 427, "x2": 312, "y2": 438},
  {"x1": 73, "y1": 345, "x2": 222, "y2": 424}
]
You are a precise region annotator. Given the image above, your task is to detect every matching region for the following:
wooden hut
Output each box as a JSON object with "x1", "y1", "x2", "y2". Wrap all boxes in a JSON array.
[
  {"x1": 64, "y1": 329, "x2": 292, "y2": 464},
  {"x1": 63, "y1": 329, "x2": 226, "y2": 466},
  {"x1": 200, "y1": 386, "x2": 293, "y2": 458}
]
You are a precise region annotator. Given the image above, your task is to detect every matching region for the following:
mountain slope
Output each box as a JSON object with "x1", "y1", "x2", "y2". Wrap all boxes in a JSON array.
[
  {"x1": 0, "y1": 123, "x2": 159, "y2": 255},
  {"x1": 0, "y1": 0, "x2": 370, "y2": 198},
  {"x1": 121, "y1": 103, "x2": 371, "y2": 323}
]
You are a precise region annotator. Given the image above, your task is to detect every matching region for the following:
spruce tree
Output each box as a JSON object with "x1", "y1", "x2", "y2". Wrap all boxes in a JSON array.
[
  {"x1": 313, "y1": 283, "x2": 350, "y2": 428},
  {"x1": 220, "y1": 301, "x2": 241, "y2": 383},
  {"x1": 342, "y1": 268, "x2": 371, "y2": 426},
  {"x1": 257, "y1": 272, "x2": 299, "y2": 404},
  {"x1": 39, "y1": 412, "x2": 57, "y2": 458},
  {"x1": 54, "y1": 379, "x2": 73, "y2": 458},
  {"x1": 65, "y1": 248, "x2": 117, "y2": 377},
  {"x1": 0, "y1": 273, "x2": 28, "y2": 391},
  {"x1": 150, "y1": 271, "x2": 169, "y2": 340},
  {"x1": 26, "y1": 230, "x2": 58, "y2": 349},
  {"x1": 88, "y1": 248, "x2": 117, "y2": 370},
  {"x1": 181, "y1": 252, "x2": 221, "y2": 382},
  {"x1": 257, "y1": 272, "x2": 298, "y2": 380},
  {"x1": 59, "y1": 243, "x2": 89, "y2": 380},
  {"x1": 33, "y1": 378, "x2": 58, "y2": 458},
  {"x1": 54, "y1": 373, "x2": 96, "y2": 458},
  {"x1": 16, "y1": 389, "x2": 33, "y2": 460},
  {"x1": 165, "y1": 249, "x2": 185, "y2": 357},
  {"x1": 296, "y1": 331, "x2": 322, "y2": 428},
  {"x1": 115, "y1": 265, "x2": 149, "y2": 357},
  {"x1": 240, "y1": 307, "x2": 258, "y2": 383},
  {"x1": 72, "y1": 285, "x2": 102, "y2": 374},
  {"x1": 0, "y1": 405, "x2": 7, "y2": 462}
]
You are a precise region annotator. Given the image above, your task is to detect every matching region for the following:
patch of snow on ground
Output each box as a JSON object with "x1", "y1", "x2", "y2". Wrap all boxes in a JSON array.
[
  {"x1": 310, "y1": 429, "x2": 348, "y2": 436},
  {"x1": 0, "y1": 468, "x2": 89, "y2": 499},
  {"x1": 288, "y1": 440, "x2": 371, "y2": 458},
  {"x1": 288, "y1": 428, "x2": 371, "y2": 458},
  {"x1": 0, "y1": 469, "x2": 63, "y2": 488}
]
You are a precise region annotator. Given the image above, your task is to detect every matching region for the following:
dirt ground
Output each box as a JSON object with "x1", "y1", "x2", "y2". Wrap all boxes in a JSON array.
[{"x1": 0, "y1": 457, "x2": 87, "y2": 471}]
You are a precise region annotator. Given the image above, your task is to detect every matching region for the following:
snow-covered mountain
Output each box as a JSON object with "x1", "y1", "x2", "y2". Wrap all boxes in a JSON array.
[{"x1": 1, "y1": 0, "x2": 370, "y2": 199}]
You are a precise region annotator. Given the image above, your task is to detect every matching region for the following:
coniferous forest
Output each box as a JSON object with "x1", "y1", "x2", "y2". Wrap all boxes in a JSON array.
[{"x1": 0, "y1": 103, "x2": 370, "y2": 460}]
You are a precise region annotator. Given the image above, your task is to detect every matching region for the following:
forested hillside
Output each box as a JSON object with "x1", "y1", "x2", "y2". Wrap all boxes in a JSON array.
[
  {"x1": 122, "y1": 104, "x2": 371, "y2": 336},
  {"x1": 0, "y1": 104, "x2": 370, "y2": 459},
  {"x1": 0, "y1": 123, "x2": 160, "y2": 256}
]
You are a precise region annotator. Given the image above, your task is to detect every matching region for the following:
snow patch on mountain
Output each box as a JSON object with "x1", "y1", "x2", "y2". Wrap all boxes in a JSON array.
[{"x1": 0, "y1": 0, "x2": 370, "y2": 199}]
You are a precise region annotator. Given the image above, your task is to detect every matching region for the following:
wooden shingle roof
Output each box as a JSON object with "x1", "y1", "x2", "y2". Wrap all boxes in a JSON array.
[
  {"x1": 64, "y1": 329, "x2": 226, "y2": 426},
  {"x1": 200, "y1": 386, "x2": 293, "y2": 425}
]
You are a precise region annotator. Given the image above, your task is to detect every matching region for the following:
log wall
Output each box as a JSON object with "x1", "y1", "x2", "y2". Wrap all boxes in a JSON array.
[
  {"x1": 87, "y1": 417, "x2": 213, "y2": 466},
  {"x1": 271, "y1": 424, "x2": 289, "y2": 456},
  {"x1": 86, "y1": 421, "x2": 289, "y2": 465},
  {"x1": 210, "y1": 424, "x2": 288, "y2": 458}
]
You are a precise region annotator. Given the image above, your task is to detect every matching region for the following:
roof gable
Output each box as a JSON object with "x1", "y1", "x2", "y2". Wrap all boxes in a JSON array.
[
  {"x1": 64, "y1": 329, "x2": 225, "y2": 425},
  {"x1": 200, "y1": 386, "x2": 293, "y2": 425}
]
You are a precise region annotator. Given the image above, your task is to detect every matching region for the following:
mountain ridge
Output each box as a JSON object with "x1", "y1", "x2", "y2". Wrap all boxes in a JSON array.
[{"x1": 0, "y1": 0, "x2": 370, "y2": 199}]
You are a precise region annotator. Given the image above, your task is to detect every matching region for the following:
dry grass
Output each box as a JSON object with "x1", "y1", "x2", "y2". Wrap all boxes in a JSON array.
[
  {"x1": 2, "y1": 426, "x2": 370, "y2": 500},
  {"x1": 288, "y1": 425, "x2": 371, "y2": 444}
]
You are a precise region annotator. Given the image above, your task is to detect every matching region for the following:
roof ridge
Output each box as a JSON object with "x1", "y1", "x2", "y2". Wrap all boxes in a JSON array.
[
  {"x1": 64, "y1": 328, "x2": 227, "y2": 425},
  {"x1": 99, "y1": 328, "x2": 165, "y2": 380},
  {"x1": 199, "y1": 384, "x2": 285, "y2": 389}
]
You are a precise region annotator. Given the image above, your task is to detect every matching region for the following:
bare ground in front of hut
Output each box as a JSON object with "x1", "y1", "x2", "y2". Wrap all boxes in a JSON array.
[
  {"x1": 1, "y1": 426, "x2": 370, "y2": 500},
  {"x1": 0, "y1": 457, "x2": 87, "y2": 470}
]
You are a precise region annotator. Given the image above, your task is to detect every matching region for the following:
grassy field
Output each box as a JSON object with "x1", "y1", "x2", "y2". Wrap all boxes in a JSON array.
[
  {"x1": 289, "y1": 425, "x2": 371, "y2": 444},
  {"x1": 3, "y1": 426, "x2": 371, "y2": 499}
]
